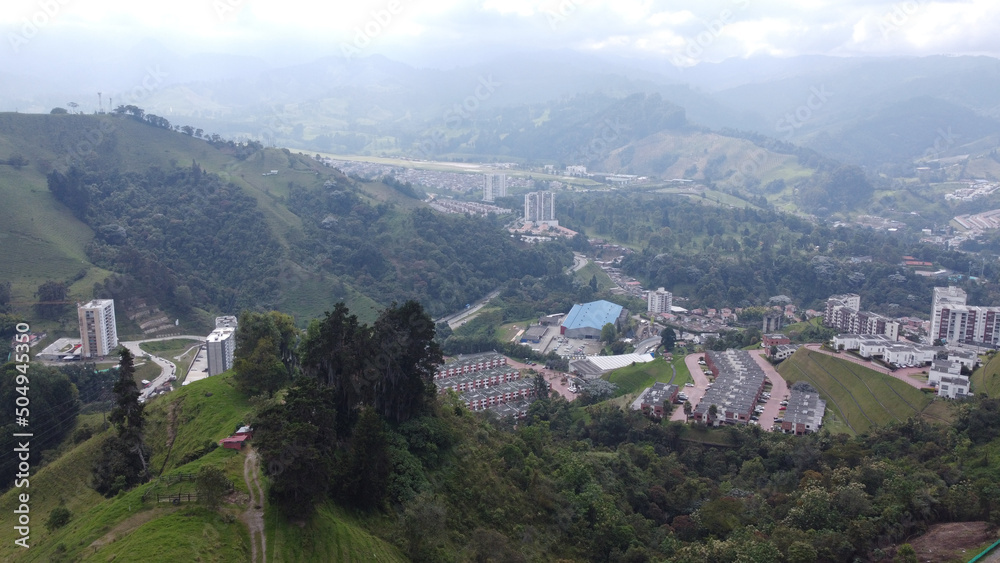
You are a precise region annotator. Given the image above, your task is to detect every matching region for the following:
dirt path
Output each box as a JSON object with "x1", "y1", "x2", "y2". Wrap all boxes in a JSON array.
[{"x1": 241, "y1": 448, "x2": 267, "y2": 563}]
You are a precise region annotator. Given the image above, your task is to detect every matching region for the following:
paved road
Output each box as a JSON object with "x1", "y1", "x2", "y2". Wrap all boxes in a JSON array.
[
  {"x1": 569, "y1": 252, "x2": 588, "y2": 273},
  {"x1": 748, "y1": 349, "x2": 790, "y2": 430},
  {"x1": 120, "y1": 335, "x2": 207, "y2": 400},
  {"x1": 672, "y1": 353, "x2": 710, "y2": 421},
  {"x1": 505, "y1": 358, "x2": 576, "y2": 402},
  {"x1": 804, "y1": 344, "x2": 925, "y2": 389},
  {"x1": 437, "y1": 289, "x2": 502, "y2": 330}
]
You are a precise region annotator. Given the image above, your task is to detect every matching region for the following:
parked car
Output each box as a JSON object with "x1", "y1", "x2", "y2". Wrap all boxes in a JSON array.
[{"x1": 684, "y1": 382, "x2": 694, "y2": 387}]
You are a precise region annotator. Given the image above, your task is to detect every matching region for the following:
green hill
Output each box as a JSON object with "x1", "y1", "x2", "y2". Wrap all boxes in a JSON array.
[
  {"x1": 0, "y1": 112, "x2": 573, "y2": 332},
  {"x1": 778, "y1": 348, "x2": 933, "y2": 434}
]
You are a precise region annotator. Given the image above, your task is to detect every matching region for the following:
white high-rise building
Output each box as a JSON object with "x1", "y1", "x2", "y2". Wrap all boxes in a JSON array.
[
  {"x1": 524, "y1": 192, "x2": 557, "y2": 225},
  {"x1": 78, "y1": 299, "x2": 118, "y2": 358},
  {"x1": 483, "y1": 174, "x2": 507, "y2": 202},
  {"x1": 206, "y1": 325, "x2": 237, "y2": 377},
  {"x1": 930, "y1": 286, "x2": 1000, "y2": 346},
  {"x1": 647, "y1": 288, "x2": 673, "y2": 314}
]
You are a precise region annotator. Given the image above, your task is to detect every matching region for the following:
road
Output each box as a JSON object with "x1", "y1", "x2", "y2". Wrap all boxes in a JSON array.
[
  {"x1": 120, "y1": 335, "x2": 207, "y2": 400},
  {"x1": 634, "y1": 337, "x2": 661, "y2": 355},
  {"x1": 436, "y1": 289, "x2": 502, "y2": 330},
  {"x1": 504, "y1": 357, "x2": 575, "y2": 401},
  {"x1": 569, "y1": 252, "x2": 588, "y2": 273},
  {"x1": 748, "y1": 349, "x2": 790, "y2": 430},
  {"x1": 672, "y1": 353, "x2": 710, "y2": 421}
]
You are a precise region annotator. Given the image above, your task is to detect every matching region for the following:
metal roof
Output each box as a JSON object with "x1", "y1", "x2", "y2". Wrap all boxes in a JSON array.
[{"x1": 562, "y1": 300, "x2": 623, "y2": 330}]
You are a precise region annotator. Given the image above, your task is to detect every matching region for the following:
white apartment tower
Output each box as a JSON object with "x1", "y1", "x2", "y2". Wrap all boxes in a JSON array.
[
  {"x1": 524, "y1": 191, "x2": 557, "y2": 225},
  {"x1": 206, "y1": 325, "x2": 237, "y2": 377},
  {"x1": 930, "y1": 286, "x2": 1000, "y2": 346},
  {"x1": 482, "y1": 174, "x2": 507, "y2": 202},
  {"x1": 647, "y1": 287, "x2": 673, "y2": 314},
  {"x1": 78, "y1": 299, "x2": 118, "y2": 358}
]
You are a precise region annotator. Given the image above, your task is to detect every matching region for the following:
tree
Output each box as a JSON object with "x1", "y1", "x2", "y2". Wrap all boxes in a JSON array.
[
  {"x1": 683, "y1": 401, "x2": 693, "y2": 418},
  {"x1": 34, "y1": 281, "x2": 68, "y2": 320},
  {"x1": 589, "y1": 274, "x2": 598, "y2": 292},
  {"x1": 0, "y1": 281, "x2": 11, "y2": 312},
  {"x1": 254, "y1": 377, "x2": 338, "y2": 517},
  {"x1": 50, "y1": 107, "x2": 68, "y2": 114},
  {"x1": 601, "y1": 322, "x2": 617, "y2": 344},
  {"x1": 92, "y1": 348, "x2": 149, "y2": 495},
  {"x1": 661, "y1": 328, "x2": 676, "y2": 352},
  {"x1": 894, "y1": 544, "x2": 918, "y2": 563},
  {"x1": 234, "y1": 311, "x2": 299, "y2": 396},
  {"x1": 196, "y1": 466, "x2": 230, "y2": 510},
  {"x1": 45, "y1": 507, "x2": 71, "y2": 531},
  {"x1": 708, "y1": 404, "x2": 718, "y2": 423}
]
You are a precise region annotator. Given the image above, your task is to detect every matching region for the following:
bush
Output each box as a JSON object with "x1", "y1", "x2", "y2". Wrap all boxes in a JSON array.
[{"x1": 45, "y1": 507, "x2": 71, "y2": 531}]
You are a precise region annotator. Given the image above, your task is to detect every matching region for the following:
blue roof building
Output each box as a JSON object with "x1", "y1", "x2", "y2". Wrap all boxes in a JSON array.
[{"x1": 561, "y1": 300, "x2": 625, "y2": 339}]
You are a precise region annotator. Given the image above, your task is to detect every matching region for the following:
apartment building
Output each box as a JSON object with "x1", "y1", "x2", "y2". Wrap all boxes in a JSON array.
[{"x1": 78, "y1": 299, "x2": 118, "y2": 358}]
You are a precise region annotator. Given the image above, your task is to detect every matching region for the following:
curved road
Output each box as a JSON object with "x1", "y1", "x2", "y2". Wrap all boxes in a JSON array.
[
  {"x1": 804, "y1": 344, "x2": 926, "y2": 389},
  {"x1": 120, "y1": 335, "x2": 207, "y2": 400}
]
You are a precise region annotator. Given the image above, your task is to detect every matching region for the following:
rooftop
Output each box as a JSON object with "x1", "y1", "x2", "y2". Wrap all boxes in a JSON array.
[{"x1": 562, "y1": 300, "x2": 624, "y2": 330}]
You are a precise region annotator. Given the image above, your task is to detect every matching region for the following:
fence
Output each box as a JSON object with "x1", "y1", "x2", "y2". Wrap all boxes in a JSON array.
[
  {"x1": 969, "y1": 538, "x2": 1000, "y2": 563},
  {"x1": 141, "y1": 473, "x2": 234, "y2": 504}
]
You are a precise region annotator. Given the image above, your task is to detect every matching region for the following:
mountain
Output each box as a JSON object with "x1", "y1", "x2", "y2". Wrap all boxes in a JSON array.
[{"x1": 0, "y1": 112, "x2": 571, "y2": 335}]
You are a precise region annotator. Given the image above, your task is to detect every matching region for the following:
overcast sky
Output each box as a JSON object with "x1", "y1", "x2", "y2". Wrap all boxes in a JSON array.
[{"x1": 2, "y1": 0, "x2": 998, "y2": 69}]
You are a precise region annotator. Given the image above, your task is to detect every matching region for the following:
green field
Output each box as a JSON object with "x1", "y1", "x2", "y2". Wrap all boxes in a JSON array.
[
  {"x1": 604, "y1": 356, "x2": 692, "y2": 399},
  {"x1": 573, "y1": 260, "x2": 616, "y2": 291},
  {"x1": 971, "y1": 352, "x2": 1000, "y2": 397},
  {"x1": 778, "y1": 349, "x2": 933, "y2": 435}
]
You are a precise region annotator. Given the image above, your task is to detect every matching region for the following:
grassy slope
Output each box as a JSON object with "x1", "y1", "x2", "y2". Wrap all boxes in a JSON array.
[
  {"x1": 778, "y1": 349, "x2": 932, "y2": 435},
  {"x1": 573, "y1": 260, "x2": 616, "y2": 291},
  {"x1": 605, "y1": 356, "x2": 692, "y2": 399},
  {"x1": 0, "y1": 112, "x2": 389, "y2": 326},
  {"x1": 0, "y1": 371, "x2": 404, "y2": 562},
  {"x1": 971, "y1": 352, "x2": 1000, "y2": 397}
]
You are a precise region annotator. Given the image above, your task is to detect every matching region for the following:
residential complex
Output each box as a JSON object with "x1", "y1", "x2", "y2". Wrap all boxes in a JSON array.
[
  {"x1": 77, "y1": 299, "x2": 118, "y2": 358},
  {"x1": 205, "y1": 316, "x2": 238, "y2": 377},
  {"x1": 692, "y1": 350, "x2": 768, "y2": 426},
  {"x1": 432, "y1": 352, "x2": 536, "y2": 418},
  {"x1": 524, "y1": 191, "x2": 557, "y2": 225},
  {"x1": 824, "y1": 293, "x2": 899, "y2": 341},
  {"x1": 647, "y1": 287, "x2": 672, "y2": 314},
  {"x1": 482, "y1": 174, "x2": 507, "y2": 202},
  {"x1": 636, "y1": 382, "x2": 678, "y2": 418},
  {"x1": 561, "y1": 300, "x2": 627, "y2": 340},
  {"x1": 779, "y1": 383, "x2": 826, "y2": 435},
  {"x1": 930, "y1": 286, "x2": 1000, "y2": 346}
]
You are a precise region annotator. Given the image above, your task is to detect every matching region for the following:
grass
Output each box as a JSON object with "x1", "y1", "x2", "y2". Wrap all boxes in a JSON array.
[
  {"x1": 573, "y1": 260, "x2": 616, "y2": 291},
  {"x1": 134, "y1": 361, "x2": 162, "y2": 385},
  {"x1": 604, "y1": 356, "x2": 692, "y2": 399},
  {"x1": 971, "y1": 353, "x2": 1000, "y2": 397},
  {"x1": 778, "y1": 349, "x2": 933, "y2": 435},
  {"x1": 139, "y1": 338, "x2": 202, "y2": 358},
  {"x1": 265, "y1": 503, "x2": 407, "y2": 563}
]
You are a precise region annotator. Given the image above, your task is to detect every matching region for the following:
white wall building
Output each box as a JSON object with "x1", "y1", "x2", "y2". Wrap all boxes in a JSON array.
[
  {"x1": 78, "y1": 299, "x2": 118, "y2": 358},
  {"x1": 524, "y1": 191, "x2": 557, "y2": 225},
  {"x1": 938, "y1": 375, "x2": 970, "y2": 399},
  {"x1": 647, "y1": 287, "x2": 673, "y2": 314},
  {"x1": 930, "y1": 286, "x2": 1000, "y2": 346},
  {"x1": 206, "y1": 326, "x2": 237, "y2": 377},
  {"x1": 482, "y1": 174, "x2": 507, "y2": 202}
]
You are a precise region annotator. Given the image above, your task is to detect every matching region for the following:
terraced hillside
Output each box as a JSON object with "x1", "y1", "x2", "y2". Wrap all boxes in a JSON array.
[{"x1": 778, "y1": 348, "x2": 935, "y2": 435}]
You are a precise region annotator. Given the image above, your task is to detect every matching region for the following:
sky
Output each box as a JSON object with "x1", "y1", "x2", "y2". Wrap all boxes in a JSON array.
[{"x1": 2, "y1": 0, "x2": 998, "y2": 70}]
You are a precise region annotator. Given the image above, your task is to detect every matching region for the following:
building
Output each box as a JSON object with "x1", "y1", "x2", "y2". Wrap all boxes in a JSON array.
[
  {"x1": 482, "y1": 174, "x2": 507, "y2": 202},
  {"x1": 647, "y1": 287, "x2": 673, "y2": 314},
  {"x1": 561, "y1": 300, "x2": 626, "y2": 340},
  {"x1": 769, "y1": 344, "x2": 799, "y2": 361},
  {"x1": 524, "y1": 191, "x2": 557, "y2": 225},
  {"x1": 780, "y1": 383, "x2": 826, "y2": 435},
  {"x1": 930, "y1": 286, "x2": 1000, "y2": 347},
  {"x1": 434, "y1": 352, "x2": 507, "y2": 380},
  {"x1": 763, "y1": 311, "x2": 784, "y2": 333},
  {"x1": 762, "y1": 334, "x2": 791, "y2": 348},
  {"x1": 691, "y1": 350, "x2": 768, "y2": 426},
  {"x1": 637, "y1": 382, "x2": 679, "y2": 418},
  {"x1": 206, "y1": 325, "x2": 237, "y2": 377},
  {"x1": 521, "y1": 325, "x2": 548, "y2": 344},
  {"x1": 824, "y1": 294, "x2": 899, "y2": 340},
  {"x1": 938, "y1": 375, "x2": 970, "y2": 399},
  {"x1": 566, "y1": 165, "x2": 587, "y2": 176},
  {"x1": 215, "y1": 316, "x2": 238, "y2": 328},
  {"x1": 77, "y1": 299, "x2": 118, "y2": 358},
  {"x1": 928, "y1": 360, "x2": 963, "y2": 386}
]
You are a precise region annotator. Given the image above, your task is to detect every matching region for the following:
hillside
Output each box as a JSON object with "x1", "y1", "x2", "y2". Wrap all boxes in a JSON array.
[
  {"x1": 0, "y1": 112, "x2": 572, "y2": 332},
  {"x1": 778, "y1": 348, "x2": 935, "y2": 435}
]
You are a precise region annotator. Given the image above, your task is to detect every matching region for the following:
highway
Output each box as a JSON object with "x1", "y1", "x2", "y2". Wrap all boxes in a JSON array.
[{"x1": 436, "y1": 288, "x2": 502, "y2": 330}]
